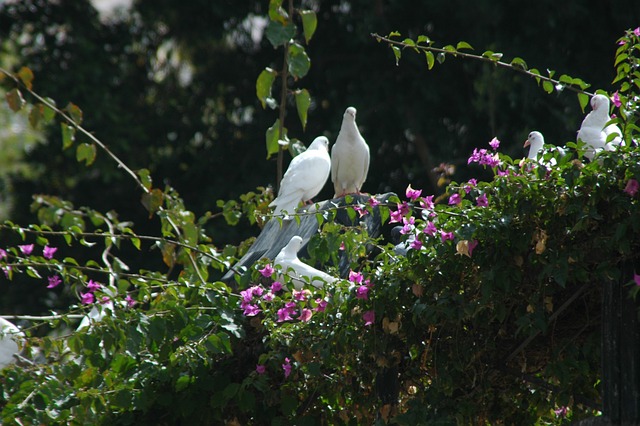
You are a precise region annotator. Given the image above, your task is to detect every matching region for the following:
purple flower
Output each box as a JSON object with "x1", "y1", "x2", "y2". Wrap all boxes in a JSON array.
[
  {"x1": 554, "y1": 406, "x2": 568, "y2": 418},
  {"x1": 240, "y1": 289, "x2": 253, "y2": 303},
  {"x1": 251, "y1": 285, "x2": 264, "y2": 297},
  {"x1": 271, "y1": 281, "x2": 283, "y2": 292},
  {"x1": 293, "y1": 289, "x2": 311, "y2": 301},
  {"x1": 86, "y1": 280, "x2": 101, "y2": 292},
  {"x1": 349, "y1": 270, "x2": 364, "y2": 284},
  {"x1": 389, "y1": 209, "x2": 404, "y2": 223},
  {"x1": 424, "y1": 221, "x2": 437, "y2": 236},
  {"x1": 43, "y1": 245, "x2": 57, "y2": 260},
  {"x1": 400, "y1": 216, "x2": 415, "y2": 235},
  {"x1": 409, "y1": 238, "x2": 423, "y2": 250},
  {"x1": 420, "y1": 195, "x2": 434, "y2": 211},
  {"x1": 476, "y1": 193, "x2": 488, "y2": 207},
  {"x1": 624, "y1": 179, "x2": 639, "y2": 197},
  {"x1": 314, "y1": 298, "x2": 328, "y2": 312},
  {"x1": 256, "y1": 364, "x2": 266, "y2": 375},
  {"x1": 468, "y1": 240, "x2": 479, "y2": 257},
  {"x1": 353, "y1": 205, "x2": 369, "y2": 217},
  {"x1": 634, "y1": 27, "x2": 640, "y2": 37},
  {"x1": 440, "y1": 231, "x2": 455, "y2": 242},
  {"x1": 125, "y1": 295, "x2": 136, "y2": 307},
  {"x1": 368, "y1": 196, "x2": 380, "y2": 207},
  {"x1": 448, "y1": 193, "x2": 461, "y2": 205},
  {"x1": 612, "y1": 91, "x2": 622, "y2": 108},
  {"x1": 0, "y1": 249, "x2": 6, "y2": 259},
  {"x1": 489, "y1": 137, "x2": 500, "y2": 150},
  {"x1": 282, "y1": 357, "x2": 292, "y2": 378},
  {"x1": 277, "y1": 307, "x2": 293, "y2": 322},
  {"x1": 259, "y1": 264, "x2": 274, "y2": 277},
  {"x1": 363, "y1": 310, "x2": 375, "y2": 326},
  {"x1": 464, "y1": 178, "x2": 478, "y2": 194},
  {"x1": 299, "y1": 308, "x2": 313, "y2": 322},
  {"x1": 80, "y1": 292, "x2": 95, "y2": 305},
  {"x1": 356, "y1": 285, "x2": 370, "y2": 300},
  {"x1": 263, "y1": 292, "x2": 275, "y2": 301},
  {"x1": 18, "y1": 244, "x2": 34, "y2": 256},
  {"x1": 634, "y1": 273, "x2": 640, "y2": 286},
  {"x1": 100, "y1": 296, "x2": 111, "y2": 304},
  {"x1": 406, "y1": 184, "x2": 422, "y2": 201},
  {"x1": 47, "y1": 275, "x2": 62, "y2": 289},
  {"x1": 243, "y1": 304, "x2": 261, "y2": 317}
]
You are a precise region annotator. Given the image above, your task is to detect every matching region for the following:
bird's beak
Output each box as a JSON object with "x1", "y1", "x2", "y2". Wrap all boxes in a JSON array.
[{"x1": 523, "y1": 139, "x2": 531, "y2": 148}]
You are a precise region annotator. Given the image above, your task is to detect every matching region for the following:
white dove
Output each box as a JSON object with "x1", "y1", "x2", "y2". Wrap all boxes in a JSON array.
[
  {"x1": 274, "y1": 235, "x2": 337, "y2": 289},
  {"x1": 0, "y1": 317, "x2": 23, "y2": 369},
  {"x1": 269, "y1": 136, "x2": 331, "y2": 218},
  {"x1": 577, "y1": 94, "x2": 622, "y2": 160},
  {"x1": 331, "y1": 107, "x2": 370, "y2": 197},
  {"x1": 524, "y1": 131, "x2": 545, "y2": 160}
]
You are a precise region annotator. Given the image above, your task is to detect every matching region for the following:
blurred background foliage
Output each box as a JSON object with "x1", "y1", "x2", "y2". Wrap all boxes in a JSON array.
[{"x1": 0, "y1": 0, "x2": 638, "y2": 316}]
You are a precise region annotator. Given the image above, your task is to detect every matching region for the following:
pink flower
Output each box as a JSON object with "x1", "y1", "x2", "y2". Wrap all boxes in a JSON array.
[
  {"x1": 125, "y1": 295, "x2": 136, "y2": 307},
  {"x1": 406, "y1": 184, "x2": 422, "y2": 201},
  {"x1": 440, "y1": 231, "x2": 455, "y2": 242},
  {"x1": 634, "y1": 273, "x2": 640, "y2": 286},
  {"x1": 81, "y1": 292, "x2": 94, "y2": 305},
  {"x1": 256, "y1": 364, "x2": 266, "y2": 374},
  {"x1": 349, "y1": 270, "x2": 364, "y2": 284},
  {"x1": 363, "y1": 310, "x2": 375, "y2": 326},
  {"x1": 400, "y1": 216, "x2": 415, "y2": 235},
  {"x1": 353, "y1": 205, "x2": 369, "y2": 217},
  {"x1": 476, "y1": 193, "x2": 488, "y2": 207},
  {"x1": 468, "y1": 240, "x2": 479, "y2": 257},
  {"x1": 47, "y1": 275, "x2": 62, "y2": 289},
  {"x1": 464, "y1": 178, "x2": 478, "y2": 193},
  {"x1": 634, "y1": 27, "x2": 640, "y2": 37},
  {"x1": 293, "y1": 289, "x2": 311, "y2": 301},
  {"x1": 259, "y1": 264, "x2": 274, "y2": 277},
  {"x1": 277, "y1": 307, "x2": 293, "y2": 322},
  {"x1": 389, "y1": 209, "x2": 404, "y2": 223},
  {"x1": 18, "y1": 244, "x2": 34, "y2": 256},
  {"x1": 356, "y1": 285, "x2": 370, "y2": 300},
  {"x1": 448, "y1": 193, "x2": 461, "y2": 205},
  {"x1": 243, "y1": 304, "x2": 261, "y2": 316},
  {"x1": 240, "y1": 289, "x2": 253, "y2": 303},
  {"x1": 251, "y1": 285, "x2": 264, "y2": 297},
  {"x1": 100, "y1": 296, "x2": 111, "y2": 304},
  {"x1": 489, "y1": 137, "x2": 500, "y2": 150},
  {"x1": 282, "y1": 357, "x2": 292, "y2": 378},
  {"x1": 410, "y1": 238, "x2": 423, "y2": 250},
  {"x1": 314, "y1": 298, "x2": 328, "y2": 312},
  {"x1": 554, "y1": 406, "x2": 568, "y2": 418},
  {"x1": 271, "y1": 281, "x2": 283, "y2": 292},
  {"x1": 299, "y1": 308, "x2": 313, "y2": 322},
  {"x1": 612, "y1": 91, "x2": 622, "y2": 108},
  {"x1": 624, "y1": 179, "x2": 639, "y2": 197},
  {"x1": 424, "y1": 221, "x2": 437, "y2": 236},
  {"x1": 368, "y1": 196, "x2": 380, "y2": 207},
  {"x1": 0, "y1": 249, "x2": 6, "y2": 259},
  {"x1": 86, "y1": 280, "x2": 101, "y2": 292},
  {"x1": 263, "y1": 292, "x2": 275, "y2": 301},
  {"x1": 339, "y1": 242, "x2": 346, "y2": 250},
  {"x1": 420, "y1": 195, "x2": 434, "y2": 211},
  {"x1": 43, "y1": 245, "x2": 57, "y2": 259}
]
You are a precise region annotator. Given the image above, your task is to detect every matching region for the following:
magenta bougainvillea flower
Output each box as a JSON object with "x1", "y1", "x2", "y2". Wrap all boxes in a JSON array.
[
  {"x1": 489, "y1": 137, "x2": 500, "y2": 150},
  {"x1": 282, "y1": 357, "x2": 292, "y2": 378},
  {"x1": 424, "y1": 221, "x2": 437, "y2": 236},
  {"x1": 468, "y1": 240, "x2": 479, "y2": 257},
  {"x1": 47, "y1": 275, "x2": 62, "y2": 289},
  {"x1": 476, "y1": 193, "x2": 488, "y2": 207},
  {"x1": 293, "y1": 289, "x2": 311, "y2": 301},
  {"x1": 611, "y1": 91, "x2": 622, "y2": 108},
  {"x1": 420, "y1": 195, "x2": 435, "y2": 211},
  {"x1": 256, "y1": 364, "x2": 266, "y2": 375},
  {"x1": 363, "y1": 310, "x2": 375, "y2": 326},
  {"x1": 43, "y1": 245, "x2": 58, "y2": 260},
  {"x1": 299, "y1": 308, "x2": 313, "y2": 322},
  {"x1": 243, "y1": 304, "x2": 261, "y2": 317},
  {"x1": 277, "y1": 307, "x2": 293, "y2": 322},
  {"x1": 125, "y1": 295, "x2": 136, "y2": 307},
  {"x1": 314, "y1": 298, "x2": 328, "y2": 312},
  {"x1": 270, "y1": 281, "x2": 283, "y2": 292},
  {"x1": 448, "y1": 193, "x2": 461, "y2": 205},
  {"x1": 81, "y1": 292, "x2": 95, "y2": 305},
  {"x1": 405, "y1": 184, "x2": 422, "y2": 201},
  {"x1": 440, "y1": 231, "x2": 455, "y2": 242},
  {"x1": 0, "y1": 248, "x2": 6, "y2": 259},
  {"x1": 368, "y1": 196, "x2": 380, "y2": 207},
  {"x1": 634, "y1": 273, "x2": 640, "y2": 286},
  {"x1": 259, "y1": 264, "x2": 275, "y2": 277},
  {"x1": 86, "y1": 280, "x2": 101, "y2": 292},
  {"x1": 635, "y1": 27, "x2": 640, "y2": 37},
  {"x1": 356, "y1": 285, "x2": 370, "y2": 300},
  {"x1": 18, "y1": 244, "x2": 34, "y2": 256},
  {"x1": 262, "y1": 292, "x2": 275, "y2": 301},
  {"x1": 353, "y1": 205, "x2": 369, "y2": 217},
  {"x1": 410, "y1": 238, "x2": 423, "y2": 250},
  {"x1": 624, "y1": 179, "x2": 639, "y2": 197},
  {"x1": 349, "y1": 270, "x2": 364, "y2": 284}
]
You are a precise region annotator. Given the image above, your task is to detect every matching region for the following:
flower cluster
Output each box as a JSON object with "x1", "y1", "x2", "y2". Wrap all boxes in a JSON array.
[{"x1": 349, "y1": 270, "x2": 375, "y2": 326}]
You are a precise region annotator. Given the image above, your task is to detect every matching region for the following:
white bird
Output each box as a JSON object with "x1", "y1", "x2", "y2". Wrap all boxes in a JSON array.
[
  {"x1": 577, "y1": 94, "x2": 622, "y2": 160},
  {"x1": 269, "y1": 136, "x2": 331, "y2": 218},
  {"x1": 76, "y1": 301, "x2": 114, "y2": 331},
  {"x1": 331, "y1": 107, "x2": 370, "y2": 197},
  {"x1": 0, "y1": 317, "x2": 23, "y2": 369},
  {"x1": 524, "y1": 131, "x2": 545, "y2": 160},
  {"x1": 274, "y1": 236, "x2": 337, "y2": 289}
]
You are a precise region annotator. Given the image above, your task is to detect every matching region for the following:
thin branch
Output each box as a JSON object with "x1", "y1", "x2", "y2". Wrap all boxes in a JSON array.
[{"x1": 370, "y1": 34, "x2": 594, "y2": 97}]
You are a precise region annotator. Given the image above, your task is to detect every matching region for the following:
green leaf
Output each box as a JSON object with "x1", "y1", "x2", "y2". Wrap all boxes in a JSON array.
[
  {"x1": 76, "y1": 143, "x2": 96, "y2": 166},
  {"x1": 137, "y1": 168, "x2": 153, "y2": 190},
  {"x1": 268, "y1": 0, "x2": 287, "y2": 24},
  {"x1": 510, "y1": 57, "x2": 527, "y2": 69},
  {"x1": 300, "y1": 10, "x2": 317, "y2": 44},
  {"x1": 256, "y1": 68, "x2": 277, "y2": 109},
  {"x1": 42, "y1": 98, "x2": 56, "y2": 122},
  {"x1": 425, "y1": 51, "x2": 435, "y2": 69},
  {"x1": 578, "y1": 93, "x2": 590, "y2": 113},
  {"x1": 456, "y1": 41, "x2": 473, "y2": 51},
  {"x1": 288, "y1": 43, "x2": 311, "y2": 78},
  {"x1": 294, "y1": 89, "x2": 311, "y2": 130},
  {"x1": 265, "y1": 20, "x2": 296, "y2": 48},
  {"x1": 29, "y1": 104, "x2": 43, "y2": 128},
  {"x1": 265, "y1": 119, "x2": 281, "y2": 159},
  {"x1": 392, "y1": 45, "x2": 401, "y2": 65},
  {"x1": 61, "y1": 124, "x2": 76, "y2": 149},
  {"x1": 542, "y1": 80, "x2": 554, "y2": 94},
  {"x1": 64, "y1": 102, "x2": 83, "y2": 125},
  {"x1": 388, "y1": 31, "x2": 401, "y2": 37},
  {"x1": 175, "y1": 375, "x2": 191, "y2": 392},
  {"x1": 6, "y1": 88, "x2": 25, "y2": 112},
  {"x1": 141, "y1": 188, "x2": 164, "y2": 217}
]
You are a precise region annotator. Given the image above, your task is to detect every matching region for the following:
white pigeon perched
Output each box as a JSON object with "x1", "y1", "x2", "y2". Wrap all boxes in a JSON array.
[
  {"x1": 577, "y1": 94, "x2": 622, "y2": 160},
  {"x1": 331, "y1": 106, "x2": 370, "y2": 197},
  {"x1": 274, "y1": 235, "x2": 337, "y2": 289},
  {"x1": 269, "y1": 136, "x2": 331, "y2": 217},
  {"x1": 524, "y1": 131, "x2": 545, "y2": 160},
  {"x1": 0, "y1": 317, "x2": 23, "y2": 369}
]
